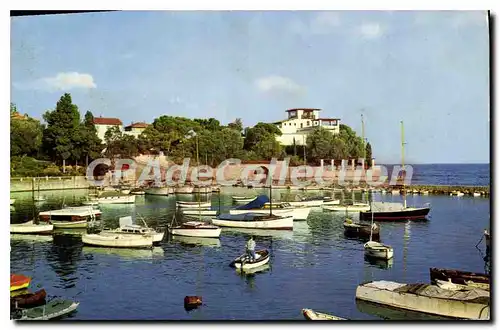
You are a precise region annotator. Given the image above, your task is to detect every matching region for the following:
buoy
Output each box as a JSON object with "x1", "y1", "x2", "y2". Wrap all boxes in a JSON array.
[{"x1": 184, "y1": 296, "x2": 202, "y2": 310}]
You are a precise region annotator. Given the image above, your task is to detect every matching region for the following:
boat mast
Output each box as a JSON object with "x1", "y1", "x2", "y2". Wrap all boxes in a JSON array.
[
  {"x1": 401, "y1": 121, "x2": 406, "y2": 209},
  {"x1": 361, "y1": 113, "x2": 367, "y2": 203},
  {"x1": 369, "y1": 205, "x2": 374, "y2": 242}
]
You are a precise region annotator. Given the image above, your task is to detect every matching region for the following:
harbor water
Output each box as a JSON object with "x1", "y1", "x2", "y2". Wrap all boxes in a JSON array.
[{"x1": 10, "y1": 185, "x2": 490, "y2": 320}]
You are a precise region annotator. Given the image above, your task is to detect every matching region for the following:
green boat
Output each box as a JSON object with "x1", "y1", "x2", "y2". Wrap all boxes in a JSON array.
[{"x1": 14, "y1": 299, "x2": 79, "y2": 321}]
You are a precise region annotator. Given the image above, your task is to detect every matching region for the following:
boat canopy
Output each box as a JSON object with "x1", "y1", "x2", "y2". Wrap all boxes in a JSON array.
[{"x1": 234, "y1": 195, "x2": 269, "y2": 210}]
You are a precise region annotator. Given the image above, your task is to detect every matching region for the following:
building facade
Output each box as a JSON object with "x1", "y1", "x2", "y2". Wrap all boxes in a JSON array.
[
  {"x1": 124, "y1": 122, "x2": 149, "y2": 138},
  {"x1": 273, "y1": 108, "x2": 341, "y2": 146},
  {"x1": 93, "y1": 117, "x2": 123, "y2": 142}
]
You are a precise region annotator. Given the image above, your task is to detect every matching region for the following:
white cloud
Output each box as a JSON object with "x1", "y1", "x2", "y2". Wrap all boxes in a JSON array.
[
  {"x1": 255, "y1": 75, "x2": 305, "y2": 95},
  {"x1": 42, "y1": 72, "x2": 97, "y2": 91},
  {"x1": 289, "y1": 11, "x2": 341, "y2": 36},
  {"x1": 359, "y1": 22, "x2": 383, "y2": 39}
]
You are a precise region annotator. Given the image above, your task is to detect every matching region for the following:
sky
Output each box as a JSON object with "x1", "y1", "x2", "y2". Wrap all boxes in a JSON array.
[{"x1": 10, "y1": 10, "x2": 490, "y2": 164}]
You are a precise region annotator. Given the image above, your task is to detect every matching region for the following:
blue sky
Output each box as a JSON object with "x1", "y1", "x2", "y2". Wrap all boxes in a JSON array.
[{"x1": 11, "y1": 11, "x2": 489, "y2": 164}]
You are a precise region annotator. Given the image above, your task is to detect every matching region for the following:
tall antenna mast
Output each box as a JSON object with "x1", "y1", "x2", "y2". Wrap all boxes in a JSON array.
[{"x1": 401, "y1": 121, "x2": 406, "y2": 209}]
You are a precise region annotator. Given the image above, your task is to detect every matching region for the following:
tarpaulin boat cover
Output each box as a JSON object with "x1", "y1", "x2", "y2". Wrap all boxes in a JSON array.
[
  {"x1": 234, "y1": 195, "x2": 270, "y2": 210},
  {"x1": 370, "y1": 202, "x2": 405, "y2": 212},
  {"x1": 365, "y1": 281, "x2": 490, "y2": 305}
]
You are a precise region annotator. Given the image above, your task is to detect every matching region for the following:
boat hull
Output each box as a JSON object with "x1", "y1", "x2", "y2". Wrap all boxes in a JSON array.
[
  {"x1": 14, "y1": 300, "x2": 79, "y2": 321},
  {"x1": 229, "y1": 207, "x2": 310, "y2": 220},
  {"x1": 429, "y1": 268, "x2": 489, "y2": 286},
  {"x1": 170, "y1": 227, "x2": 221, "y2": 238},
  {"x1": 11, "y1": 289, "x2": 46, "y2": 309},
  {"x1": 324, "y1": 204, "x2": 371, "y2": 212},
  {"x1": 230, "y1": 249, "x2": 270, "y2": 270},
  {"x1": 10, "y1": 274, "x2": 31, "y2": 292},
  {"x1": 10, "y1": 221, "x2": 54, "y2": 235},
  {"x1": 176, "y1": 201, "x2": 211, "y2": 208},
  {"x1": 364, "y1": 243, "x2": 394, "y2": 260},
  {"x1": 181, "y1": 209, "x2": 218, "y2": 216},
  {"x1": 359, "y1": 207, "x2": 430, "y2": 221},
  {"x1": 343, "y1": 222, "x2": 380, "y2": 240},
  {"x1": 144, "y1": 187, "x2": 171, "y2": 195},
  {"x1": 212, "y1": 215, "x2": 293, "y2": 230},
  {"x1": 51, "y1": 220, "x2": 88, "y2": 229},
  {"x1": 175, "y1": 186, "x2": 194, "y2": 194},
  {"x1": 82, "y1": 234, "x2": 153, "y2": 248},
  {"x1": 302, "y1": 308, "x2": 345, "y2": 320},
  {"x1": 356, "y1": 281, "x2": 490, "y2": 320},
  {"x1": 96, "y1": 195, "x2": 136, "y2": 204}
]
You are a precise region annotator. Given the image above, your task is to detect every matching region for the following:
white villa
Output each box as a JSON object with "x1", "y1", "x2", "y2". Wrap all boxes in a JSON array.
[
  {"x1": 273, "y1": 108, "x2": 341, "y2": 146},
  {"x1": 93, "y1": 117, "x2": 149, "y2": 142}
]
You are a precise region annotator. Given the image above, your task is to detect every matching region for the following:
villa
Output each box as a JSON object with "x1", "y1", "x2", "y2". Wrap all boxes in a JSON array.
[
  {"x1": 273, "y1": 108, "x2": 341, "y2": 146},
  {"x1": 93, "y1": 117, "x2": 149, "y2": 141}
]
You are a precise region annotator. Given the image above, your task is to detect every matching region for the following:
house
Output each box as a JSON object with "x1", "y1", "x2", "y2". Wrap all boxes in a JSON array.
[
  {"x1": 123, "y1": 122, "x2": 149, "y2": 138},
  {"x1": 273, "y1": 108, "x2": 341, "y2": 146},
  {"x1": 11, "y1": 112, "x2": 28, "y2": 121},
  {"x1": 93, "y1": 117, "x2": 123, "y2": 142}
]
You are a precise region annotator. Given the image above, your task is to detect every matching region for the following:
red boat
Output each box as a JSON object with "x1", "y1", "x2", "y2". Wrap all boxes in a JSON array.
[
  {"x1": 11, "y1": 289, "x2": 46, "y2": 309},
  {"x1": 10, "y1": 274, "x2": 31, "y2": 292}
]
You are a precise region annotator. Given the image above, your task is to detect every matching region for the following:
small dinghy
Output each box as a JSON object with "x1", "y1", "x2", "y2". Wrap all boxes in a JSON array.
[
  {"x1": 11, "y1": 274, "x2": 31, "y2": 292},
  {"x1": 232, "y1": 196, "x2": 257, "y2": 203},
  {"x1": 343, "y1": 219, "x2": 379, "y2": 240},
  {"x1": 13, "y1": 299, "x2": 79, "y2": 320},
  {"x1": 10, "y1": 220, "x2": 54, "y2": 235},
  {"x1": 363, "y1": 210, "x2": 393, "y2": 260},
  {"x1": 176, "y1": 201, "x2": 211, "y2": 208},
  {"x1": 170, "y1": 221, "x2": 221, "y2": 238},
  {"x1": 429, "y1": 268, "x2": 490, "y2": 287},
  {"x1": 229, "y1": 249, "x2": 270, "y2": 270},
  {"x1": 11, "y1": 289, "x2": 46, "y2": 309},
  {"x1": 302, "y1": 308, "x2": 346, "y2": 320}
]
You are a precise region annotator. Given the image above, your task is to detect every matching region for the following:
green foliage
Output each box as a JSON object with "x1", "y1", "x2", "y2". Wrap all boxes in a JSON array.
[
  {"x1": 365, "y1": 142, "x2": 373, "y2": 167},
  {"x1": 227, "y1": 118, "x2": 243, "y2": 133},
  {"x1": 79, "y1": 111, "x2": 103, "y2": 161},
  {"x1": 194, "y1": 118, "x2": 220, "y2": 131},
  {"x1": 104, "y1": 126, "x2": 140, "y2": 159},
  {"x1": 10, "y1": 113, "x2": 43, "y2": 158},
  {"x1": 243, "y1": 122, "x2": 283, "y2": 159}
]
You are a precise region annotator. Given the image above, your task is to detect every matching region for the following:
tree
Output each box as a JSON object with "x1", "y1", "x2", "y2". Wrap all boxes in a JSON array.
[
  {"x1": 79, "y1": 111, "x2": 103, "y2": 163},
  {"x1": 194, "y1": 118, "x2": 220, "y2": 131},
  {"x1": 339, "y1": 124, "x2": 364, "y2": 159},
  {"x1": 228, "y1": 118, "x2": 243, "y2": 133},
  {"x1": 10, "y1": 110, "x2": 43, "y2": 157},
  {"x1": 306, "y1": 127, "x2": 334, "y2": 164},
  {"x1": 243, "y1": 122, "x2": 282, "y2": 151},
  {"x1": 365, "y1": 142, "x2": 373, "y2": 167},
  {"x1": 42, "y1": 93, "x2": 81, "y2": 164}
]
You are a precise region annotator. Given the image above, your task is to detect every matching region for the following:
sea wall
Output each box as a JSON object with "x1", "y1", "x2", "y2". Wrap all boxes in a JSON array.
[{"x1": 10, "y1": 176, "x2": 90, "y2": 193}]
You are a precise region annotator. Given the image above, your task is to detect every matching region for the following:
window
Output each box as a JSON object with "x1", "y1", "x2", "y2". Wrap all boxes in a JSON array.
[
  {"x1": 294, "y1": 123, "x2": 296, "y2": 126},
  {"x1": 307, "y1": 121, "x2": 310, "y2": 126},
  {"x1": 300, "y1": 123, "x2": 303, "y2": 128}
]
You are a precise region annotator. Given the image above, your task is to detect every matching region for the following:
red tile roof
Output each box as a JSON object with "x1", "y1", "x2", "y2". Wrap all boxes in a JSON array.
[
  {"x1": 93, "y1": 117, "x2": 123, "y2": 125},
  {"x1": 286, "y1": 108, "x2": 322, "y2": 112},
  {"x1": 125, "y1": 122, "x2": 149, "y2": 129}
]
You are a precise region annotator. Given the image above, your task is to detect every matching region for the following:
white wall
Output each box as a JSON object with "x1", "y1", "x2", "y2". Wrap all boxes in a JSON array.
[{"x1": 96, "y1": 124, "x2": 123, "y2": 142}]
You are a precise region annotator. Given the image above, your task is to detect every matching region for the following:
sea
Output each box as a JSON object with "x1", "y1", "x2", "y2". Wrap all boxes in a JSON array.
[{"x1": 10, "y1": 164, "x2": 491, "y2": 320}]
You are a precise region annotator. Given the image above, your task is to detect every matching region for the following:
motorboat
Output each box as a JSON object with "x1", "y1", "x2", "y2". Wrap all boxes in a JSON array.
[
  {"x1": 10, "y1": 220, "x2": 53, "y2": 235},
  {"x1": 82, "y1": 233, "x2": 153, "y2": 249},
  {"x1": 212, "y1": 213, "x2": 293, "y2": 230},
  {"x1": 38, "y1": 207, "x2": 101, "y2": 229},
  {"x1": 169, "y1": 221, "x2": 221, "y2": 238},
  {"x1": 230, "y1": 195, "x2": 310, "y2": 220},
  {"x1": 100, "y1": 216, "x2": 165, "y2": 244}
]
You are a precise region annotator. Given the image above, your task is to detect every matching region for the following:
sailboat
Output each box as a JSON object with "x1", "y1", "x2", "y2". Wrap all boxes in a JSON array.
[
  {"x1": 364, "y1": 210, "x2": 393, "y2": 260},
  {"x1": 34, "y1": 180, "x2": 46, "y2": 202},
  {"x1": 360, "y1": 121, "x2": 430, "y2": 221}
]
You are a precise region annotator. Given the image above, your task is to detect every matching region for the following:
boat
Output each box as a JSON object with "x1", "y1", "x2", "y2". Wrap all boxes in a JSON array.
[
  {"x1": 100, "y1": 216, "x2": 165, "y2": 244},
  {"x1": 81, "y1": 200, "x2": 99, "y2": 206},
  {"x1": 343, "y1": 219, "x2": 380, "y2": 240},
  {"x1": 232, "y1": 196, "x2": 257, "y2": 203},
  {"x1": 130, "y1": 188, "x2": 145, "y2": 195},
  {"x1": 11, "y1": 274, "x2": 31, "y2": 292},
  {"x1": 10, "y1": 220, "x2": 53, "y2": 235},
  {"x1": 364, "y1": 210, "x2": 393, "y2": 260},
  {"x1": 169, "y1": 220, "x2": 221, "y2": 238},
  {"x1": 324, "y1": 203, "x2": 370, "y2": 212},
  {"x1": 13, "y1": 299, "x2": 79, "y2": 320},
  {"x1": 181, "y1": 209, "x2": 218, "y2": 216},
  {"x1": 283, "y1": 196, "x2": 340, "y2": 208},
  {"x1": 33, "y1": 196, "x2": 46, "y2": 202},
  {"x1": 192, "y1": 186, "x2": 212, "y2": 194},
  {"x1": 87, "y1": 194, "x2": 136, "y2": 205},
  {"x1": 302, "y1": 308, "x2": 346, "y2": 320},
  {"x1": 435, "y1": 279, "x2": 489, "y2": 291},
  {"x1": 82, "y1": 233, "x2": 154, "y2": 249},
  {"x1": 230, "y1": 195, "x2": 309, "y2": 220},
  {"x1": 175, "y1": 186, "x2": 194, "y2": 194},
  {"x1": 172, "y1": 235, "x2": 221, "y2": 247},
  {"x1": 229, "y1": 249, "x2": 270, "y2": 270},
  {"x1": 356, "y1": 280, "x2": 490, "y2": 320},
  {"x1": 10, "y1": 234, "x2": 54, "y2": 243},
  {"x1": 355, "y1": 299, "x2": 454, "y2": 320},
  {"x1": 212, "y1": 213, "x2": 294, "y2": 230},
  {"x1": 11, "y1": 289, "x2": 46, "y2": 309},
  {"x1": 38, "y1": 207, "x2": 101, "y2": 229},
  {"x1": 176, "y1": 201, "x2": 211, "y2": 208},
  {"x1": 359, "y1": 201, "x2": 430, "y2": 221},
  {"x1": 144, "y1": 186, "x2": 171, "y2": 196},
  {"x1": 429, "y1": 268, "x2": 489, "y2": 286},
  {"x1": 484, "y1": 229, "x2": 491, "y2": 251},
  {"x1": 473, "y1": 192, "x2": 481, "y2": 197},
  {"x1": 10, "y1": 198, "x2": 15, "y2": 205}
]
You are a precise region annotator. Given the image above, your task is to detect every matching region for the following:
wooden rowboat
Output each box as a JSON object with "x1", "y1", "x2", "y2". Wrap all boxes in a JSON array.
[
  {"x1": 429, "y1": 268, "x2": 490, "y2": 286},
  {"x1": 11, "y1": 274, "x2": 31, "y2": 292},
  {"x1": 302, "y1": 308, "x2": 346, "y2": 320},
  {"x1": 11, "y1": 289, "x2": 46, "y2": 309},
  {"x1": 13, "y1": 299, "x2": 79, "y2": 320},
  {"x1": 229, "y1": 249, "x2": 270, "y2": 270}
]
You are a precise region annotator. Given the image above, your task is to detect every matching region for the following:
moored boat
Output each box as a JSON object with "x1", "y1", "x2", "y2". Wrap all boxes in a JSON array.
[
  {"x1": 302, "y1": 308, "x2": 346, "y2": 320},
  {"x1": 229, "y1": 249, "x2": 270, "y2": 270},
  {"x1": 176, "y1": 201, "x2": 211, "y2": 208},
  {"x1": 230, "y1": 195, "x2": 310, "y2": 220},
  {"x1": 82, "y1": 233, "x2": 153, "y2": 249},
  {"x1": 232, "y1": 196, "x2": 257, "y2": 203},
  {"x1": 88, "y1": 194, "x2": 136, "y2": 204},
  {"x1": 212, "y1": 213, "x2": 293, "y2": 230},
  {"x1": 181, "y1": 209, "x2": 218, "y2": 216},
  {"x1": 100, "y1": 216, "x2": 164, "y2": 244},
  {"x1": 38, "y1": 207, "x2": 101, "y2": 229},
  {"x1": 10, "y1": 220, "x2": 53, "y2": 235},
  {"x1": 144, "y1": 187, "x2": 171, "y2": 195},
  {"x1": 11, "y1": 289, "x2": 46, "y2": 309},
  {"x1": 169, "y1": 221, "x2": 221, "y2": 238},
  {"x1": 359, "y1": 202, "x2": 430, "y2": 221},
  {"x1": 11, "y1": 274, "x2": 31, "y2": 292},
  {"x1": 356, "y1": 280, "x2": 490, "y2": 320},
  {"x1": 364, "y1": 241, "x2": 394, "y2": 260},
  {"x1": 13, "y1": 299, "x2": 79, "y2": 320},
  {"x1": 343, "y1": 220, "x2": 379, "y2": 240},
  {"x1": 175, "y1": 186, "x2": 194, "y2": 194},
  {"x1": 429, "y1": 267, "x2": 489, "y2": 286},
  {"x1": 324, "y1": 203, "x2": 370, "y2": 212}
]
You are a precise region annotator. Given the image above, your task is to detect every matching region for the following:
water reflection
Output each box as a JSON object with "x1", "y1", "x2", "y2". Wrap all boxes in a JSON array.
[
  {"x1": 221, "y1": 228, "x2": 294, "y2": 241},
  {"x1": 82, "y1": 246, "x2": 165, "y2": 260},
  {"x1": 355, "y1": 299, "x2": 452, "y2": 320},
  {"x1": 46, "y1": 234, "x2": 84, "y2": 288},
  {"x1": 11, "y1": 234, "x2": 54, "y2": 243},
  {"x1": 364, "y1": 255, "x2": 394, "y2": 270},
  {"x1": 171, "y1": 235, "x2": 221, "y2": 248}
]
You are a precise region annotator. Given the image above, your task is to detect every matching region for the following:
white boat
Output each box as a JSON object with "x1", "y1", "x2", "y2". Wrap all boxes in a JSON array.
[
  {"x1": 230, "y1": 249, "x2": 270, "y2": 270},
  {"x1": 176, "y1": 201, "x2": 211, "y2": 208},
  {"x1": 81, "y1": 200, "x2": 99, "y2": 206},
  {"x1": 364, "y1": 210, "x2": 393, "y2": 260},
  {"x1": 181, "y1": 209, "x2": 218, "y2": 216},
  {"x1": 91, "y1": 194, "x2": 136, "y2": 204},
  {"x1": 356, "y1": 280, "x2": 490, "y2": 320},
  {"x1": 212, "y1": 213, "x2": 293, "y2": 230},
  {"x1": 100, "y1": 216, "x2": 165, "y2": 244},
  {"x1": 323, "y1": 203, "x2": 370, "y2": 212},
  {"x1": 83, "y1": 246, "x2": 164, "y2": 259},
  {"x1": 144, "y1": 186, "x2": 173, "y2": 195},
  {"x1": 10, "y1": 234, "x2": 54, "y2": 243},
  {"x1": 15, "y1": 300, "x2": 80, "y2": 320},
  {"x1": 170, "y1": 221, "x2": 221, "y2": 238},
  {"x1": 39, "y1": 207, "x2": 101, "y2": 229},
  {"x1": 175, "y1": 186, "x2": 194, "y2": 194},
  {"x1": 302, "y1": 309, "x2": 346, "y2": 320},
  {"x1": 10, "y1": 220, "x2": 53, "y2": 235},
  {"x1": 473, "y1": 192, "x2": 481, "y2": 197},
  {"x1": 232, "y1": 196, "x2": 257, "y2": 203},
  {"x1": 10, "y1": 199, "x2": 15, "y2": 205},
  {"x1": 279, "y1": 197, "x2": 339, "y2": 208},
  {"x1": 121, "y1": 189, "x2": 131, "y2": 195},
  {"x1": 82, "y1": 233, "x2": 153, "y2": 248},
  {"x1": 130, "y1": 189, "x2": 146, "y2": 195}
]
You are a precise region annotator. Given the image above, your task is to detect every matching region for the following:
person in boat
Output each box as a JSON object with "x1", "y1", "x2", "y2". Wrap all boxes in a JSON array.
[{"x1": 246, "y1": 236, "x2": 256, "y2": 261}]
